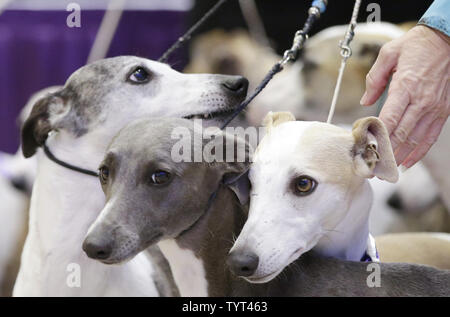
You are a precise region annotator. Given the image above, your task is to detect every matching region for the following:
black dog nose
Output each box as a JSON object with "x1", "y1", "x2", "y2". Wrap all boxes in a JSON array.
[
  {"x1": 82, "y1": 236, "x2": 113, "y2": 260},
  {"x1": 221, "y1": 76, "x2": 249, "y2": 96},
  {"x1": 387, "y1": 192, "x2": 403, "y2": 211},
  {"x1": 10, "y1": 176, "x2": 28, "y2": 193},
  {"x1": 227, "y1": 250, "x2": 259, "y2": 277}
]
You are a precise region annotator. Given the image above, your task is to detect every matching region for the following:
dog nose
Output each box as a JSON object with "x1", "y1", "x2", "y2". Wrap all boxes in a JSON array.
[
  {"x1": 10, "y1": 176, "x2": 28, "y2": 193},
  {"x1": 387, "y1": 192, "x2": 403, "y2": 211},
  {"x1": 221, "y1": 76, "x2": 249, "y2": 97},
  {"x1": 227, "y1": 250, "x2": 259, "y2": 277},
  {"x1": 82, "y1": 236, "x2": 113, "y2": 260}
]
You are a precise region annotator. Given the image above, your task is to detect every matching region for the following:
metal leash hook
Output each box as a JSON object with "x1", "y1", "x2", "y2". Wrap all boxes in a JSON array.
[
  {"x1": 327, "y1": 0, "x2": 362, "y2": 124},
  {"x1": 280, "y1": 2, "x2": 326, "y2": 68},
  {"x1": 221, "y1": 0, "x2": 328, "y2": 129}
]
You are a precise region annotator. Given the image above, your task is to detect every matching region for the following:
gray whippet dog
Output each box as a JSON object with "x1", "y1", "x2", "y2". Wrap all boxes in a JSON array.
[
  {"x1": 16, "y1": 56, "x2": 248, "y2": 296},
  {"x1": 84, "y1": 117, "x2": 450, "y2": 296}
]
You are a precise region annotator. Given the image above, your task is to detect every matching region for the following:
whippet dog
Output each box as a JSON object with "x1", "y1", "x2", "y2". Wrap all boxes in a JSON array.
[
  {"x1": 229, "y1": 112, "x2": 450, "y2": 282},
  {"x1": 15, "y1": 56, "x2": 248, "y2": 296},
  {"x1": 0, "y1": 86, "x2": 62, "y2": 296},
  {"x1": 84, "y1": 117, "x2": 449, "y2": 296}
]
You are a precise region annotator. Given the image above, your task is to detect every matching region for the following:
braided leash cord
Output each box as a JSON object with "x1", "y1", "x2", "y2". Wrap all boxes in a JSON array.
[
  {"x1": 221, "y1": 0, "x2": 328, "y2": 129},
  {"x1": 158, "y1": 0, "x2": 229, "y2": 63},
  {"x1": 326, "y1": 0, "x2": 362, "y2": 124}
]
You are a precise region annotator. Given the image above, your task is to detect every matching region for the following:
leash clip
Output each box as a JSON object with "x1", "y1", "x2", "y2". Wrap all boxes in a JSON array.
[{"x1": 281, "y1": 31, "x2": 308, "y2": 67}]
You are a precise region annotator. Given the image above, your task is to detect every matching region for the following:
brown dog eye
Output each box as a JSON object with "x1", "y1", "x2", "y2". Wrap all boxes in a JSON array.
[
  {"x1": 294, "y1": 176, "x2": 316, "y2": 196},
  {"x1": 150, "y1": 170, "x2": 171, "y2": 185},
  {"x1": 99, "y1": 166, "x2": 109, "y2": 185}
]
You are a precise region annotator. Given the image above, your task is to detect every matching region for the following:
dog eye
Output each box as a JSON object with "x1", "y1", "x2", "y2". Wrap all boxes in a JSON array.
[
  {"x1": 128, "y1": 67, "x2": 150, "y2": 83},
  {"x1": 99, "y1": 166, "x2": 109, "y2": 185},
  {"x1": 294, "y1": 176, "x2": 316, "y2": 196},
  {"x1": 150, "y1": 170, "x2": 171, "y2": 185}
]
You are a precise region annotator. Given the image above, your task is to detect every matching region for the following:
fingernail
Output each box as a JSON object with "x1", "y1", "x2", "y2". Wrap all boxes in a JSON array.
[
  {"x1": 360, "y1": 92, "x2": 368, "y2": 105},
  {"x1": 399, "y1": 165, "x2": 408, "y2": 173}
]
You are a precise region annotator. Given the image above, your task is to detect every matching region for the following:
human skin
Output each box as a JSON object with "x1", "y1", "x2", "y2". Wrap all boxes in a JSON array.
[{"x1": 360, "y1": 25, "x2": 450, "y2": 169}]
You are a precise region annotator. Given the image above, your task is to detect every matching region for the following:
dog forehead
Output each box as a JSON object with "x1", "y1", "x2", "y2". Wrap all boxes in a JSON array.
[
  {"x1": 254, "y1": 121, "x2": 354, "y2": 181},
  {"x1": 108, "y1": 117, "x2": 200, "y2": 166},
  {"x1": 66, "y1": 56, "x2": 171, "y2": 84}
]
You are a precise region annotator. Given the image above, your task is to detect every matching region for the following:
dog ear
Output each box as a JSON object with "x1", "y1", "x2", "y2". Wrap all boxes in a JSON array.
[
  {"x1": 222, "y1": 132, "x2": 252, "y2": 205},
  {"x1": 262, "y1": 111, "x2": 296, "y2": 132},
  {"x1": 21, "y1": 94, "x2": 64, "y2": 158},
  {"x1": 352, "y1": 116, "x2": 398, "y2": 183},
  {"x1": 201, "y1": 127, "x2": 252, "y2": 205},
  {"x1": 222, "y1": 170, "x2": 251, "y2": 205},
  {"x1": 208, "y1": 129, "x2": 252, "y2": 205}
]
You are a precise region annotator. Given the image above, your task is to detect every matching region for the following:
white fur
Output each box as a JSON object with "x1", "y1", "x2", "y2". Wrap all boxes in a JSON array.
[
  {"x1": 0, "y1": 153, "x2": 29, "y2": 293},
  {"x1": 231, "y1": 120, "x2": 380, "y2": 282},
  {"x1": 158, "y1": 239, "x2": 208, "y2": 297},
  {"x1": 430, "y1": 233, "x2": 450, "y2": 243}
]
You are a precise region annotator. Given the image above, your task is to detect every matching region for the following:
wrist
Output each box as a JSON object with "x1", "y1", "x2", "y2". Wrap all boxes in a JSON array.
[{"x1": 418, "y1": 24, "x2": 450, "y2": 46}]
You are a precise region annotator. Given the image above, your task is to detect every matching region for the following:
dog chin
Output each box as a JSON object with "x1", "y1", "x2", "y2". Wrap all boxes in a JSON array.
[
  {"x1": 99, "y1": 234, "x2": 163, "y2": 265},
  {"x1": 98, "y1": 251, "x2": 139, "y2": 265},
  {"x1": 244, "y1": 248, "x2": 306, "y2": 284},
  {"x1": 243, "y1": 267, "x2": 285, "y2": 284},
  {"x1": 183, "y1": 105, "x2": 241, "y2": 125}
]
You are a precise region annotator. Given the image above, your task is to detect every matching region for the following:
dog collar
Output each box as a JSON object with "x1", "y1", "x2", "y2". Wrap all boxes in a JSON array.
[
  {"x1": 361, "y1": 234, "x2": 380, "y2": 262},
  {"x1": 43, "y1": 143, "x2": 99, "y2": 177}
]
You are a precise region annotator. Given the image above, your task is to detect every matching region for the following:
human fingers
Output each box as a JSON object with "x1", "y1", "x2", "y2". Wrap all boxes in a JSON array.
[
  {"x1": 360, "y1": 43, "x2": 399, "y2": 106},
  {"x1": 402, "y1": 116, "x2": 447, "y2": 168}
]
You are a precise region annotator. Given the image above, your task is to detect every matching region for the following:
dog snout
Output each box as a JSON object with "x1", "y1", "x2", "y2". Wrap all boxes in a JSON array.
[
  {"x1": 387, "y1": 192, "x2": 403, "y2": 211},
  {"x1": 227, "y1": 250, "x2": 259, "y2": 277},
  {"x1": 221, "y1": 76, "x2": 249, "y2": 98},
  {"x1": 10, "y1": 175, "x2": 29, "y2": 193},
  {"x1": 82, "y1": 235, "x2": 113, "y2": 260}
]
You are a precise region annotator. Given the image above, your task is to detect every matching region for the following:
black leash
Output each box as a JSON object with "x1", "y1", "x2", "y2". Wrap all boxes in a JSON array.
[
  {"x1": 221, "y1": 0, "x2": 328, "y2": 129},
  {"x1": 158, "y1": 0, "x2": 229, "y2": 63},
  {"x1": 43, "y1": 143, "x2": 99, "y2": 177}
]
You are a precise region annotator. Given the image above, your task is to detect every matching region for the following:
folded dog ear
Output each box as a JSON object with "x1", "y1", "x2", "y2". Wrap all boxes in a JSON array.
[
  {"x1": 22, "y1": 94, "x2": 65, "y2": 158},
  {"x1": 222, "y1": 170, "x2": 251, "y2": 205},
  {"x1": 352, "y1": 116, "x2": 398, "y2": 183},
  {"x1": 262, "y1": 111, "x2": 296, "y2": 131},
  {"x1": 202, "y1": 128, "x2": 252, "y2": 205}
]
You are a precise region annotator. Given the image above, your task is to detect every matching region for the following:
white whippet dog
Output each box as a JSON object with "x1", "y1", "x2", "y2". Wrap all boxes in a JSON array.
[
  {"x1": 14, "y1": 56, "x2": 248, "y2": 296},
  {"x1": 230, "y1": 111, "x2": 400, "y2": 283}
]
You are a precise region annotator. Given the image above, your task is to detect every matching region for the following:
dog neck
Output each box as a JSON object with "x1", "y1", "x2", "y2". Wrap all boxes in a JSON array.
[
  {"x1": 158, "y1": 186, "x2": 248, "y2": 297},
  {"x1": 14, "y1": 131, "x2": 158, "y2": 296},
  {"x1": 315, "y1": 178, "x2": 373, "y2": 261}
]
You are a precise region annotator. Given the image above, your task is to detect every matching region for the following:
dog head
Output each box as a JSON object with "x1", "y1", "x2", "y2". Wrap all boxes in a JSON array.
[
  {"x1": 229, "y1": 112, "x2": 398, "y2": 283},
  {"x1": 21, "y1": 56, "x2": 248, "y2": 158},
  {"x1": 82, "y1": 117, "x2": 251, "y2": 264}
]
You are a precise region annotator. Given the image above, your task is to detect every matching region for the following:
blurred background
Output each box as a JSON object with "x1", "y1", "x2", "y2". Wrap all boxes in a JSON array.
[{"x1": 0, "y1": 0, "x2": 433, "y2": 153}]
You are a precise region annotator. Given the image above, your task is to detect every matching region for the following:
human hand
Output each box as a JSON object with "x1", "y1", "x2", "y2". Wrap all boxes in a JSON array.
[{"x1": 360, "y1": 25, "x2": 450, "y2": 169}]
